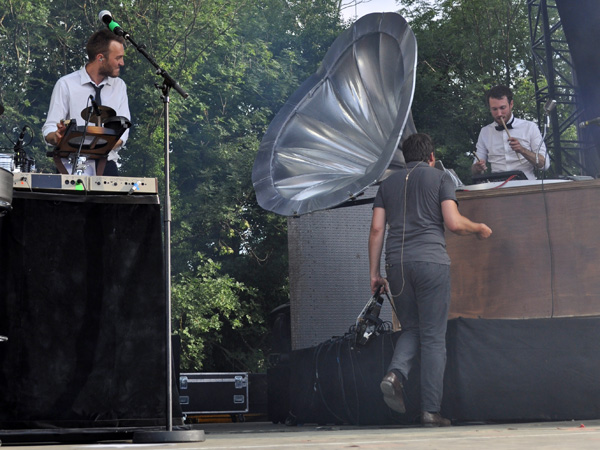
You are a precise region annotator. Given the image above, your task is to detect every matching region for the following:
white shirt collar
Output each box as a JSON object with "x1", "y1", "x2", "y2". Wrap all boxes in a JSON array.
[{"x1": 78, "y1": 66, "x2": 113, "y2": 87}]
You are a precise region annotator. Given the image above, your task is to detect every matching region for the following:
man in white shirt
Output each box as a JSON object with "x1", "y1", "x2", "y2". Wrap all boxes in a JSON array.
[
  {"x1": 43, "y1": 29, "x2": 130, "y2": 176},
  {"x1": 471, "y1": 85, "x2": 549, "y2": 180}
]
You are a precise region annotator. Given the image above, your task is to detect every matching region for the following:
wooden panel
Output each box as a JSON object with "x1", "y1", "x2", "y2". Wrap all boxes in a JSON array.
[
  {"x1": 447, "y1": 180, "x2": 600, "y2": 319},
  {"x1": 548, "y1": 186, "x2": 600, "y2": 315}
]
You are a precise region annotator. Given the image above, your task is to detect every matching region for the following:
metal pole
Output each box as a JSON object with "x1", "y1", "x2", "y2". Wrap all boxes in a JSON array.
[
  {"x1": 541, "y1": 0, "x2": 563, "y2": 174},
  {"x1": 163, "y1": 88, "x2": 173, "y2": 432}
]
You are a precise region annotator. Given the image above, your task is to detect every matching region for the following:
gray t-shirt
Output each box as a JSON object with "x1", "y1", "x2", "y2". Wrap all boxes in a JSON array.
[{"x1": 373, "y1": 161, "x2": 457, "y2": 265}]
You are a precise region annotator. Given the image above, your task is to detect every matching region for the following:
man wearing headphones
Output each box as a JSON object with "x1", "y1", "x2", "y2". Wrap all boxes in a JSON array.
[
  {"x1": 43, "y1": 29, "x2": 130, "y2": 175},
  {"x1": 369, "y1": 133, "x2": 492, "y2": 427},
  {"x1": 472, "y1": 85, "x2": 549, "y2": 180}
]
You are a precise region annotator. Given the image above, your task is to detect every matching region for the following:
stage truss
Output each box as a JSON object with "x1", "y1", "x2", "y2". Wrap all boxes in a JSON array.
[{"x1": 528, "y1": 0, "x2": 592, "y2": 176}]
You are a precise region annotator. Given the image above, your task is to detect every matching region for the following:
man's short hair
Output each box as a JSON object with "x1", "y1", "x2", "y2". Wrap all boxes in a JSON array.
[
  {"x1": 401, "y1": 133, "x2": 434, "y2": 163},
  {"x1": 486, "y1": 85, "x2": 513, "y2": 104},
  {"x1": 86, "y1": 29, "x2": 125, "y2": 60}
]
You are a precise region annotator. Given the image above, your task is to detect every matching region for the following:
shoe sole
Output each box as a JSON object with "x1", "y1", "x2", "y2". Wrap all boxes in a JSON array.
[
  {"x1": 422, "y1": 421, "x2": 451, "y2": 427},
  {"x1": 380, "y1": 380, "x2": 406, "y2": 413},
  {"x1": 422, "y1": 416, "x2": 451, "y2": 427}
]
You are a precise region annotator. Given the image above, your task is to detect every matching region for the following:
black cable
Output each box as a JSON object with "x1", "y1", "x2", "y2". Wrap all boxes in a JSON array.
[
  {"x1": 335, "y1": 338, "x2": 356, "y2": 424},
  {"x1": 536, "y1": 117, "x2": 555, "y2": 318},
  {"x1": 313, "y1": 338, "x2": 347, "y2": 424},
  {"x1": 539, "y1": 166, "x2": 555, "y2": 317},
  {"x1": 345, "y1": 340, "x2": 361, "y2": 424}
]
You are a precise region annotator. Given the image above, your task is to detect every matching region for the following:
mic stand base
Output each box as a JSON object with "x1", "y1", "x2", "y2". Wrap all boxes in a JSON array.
[{"x1": 132, "y1": 429, "x2": 205, "y2": 444}]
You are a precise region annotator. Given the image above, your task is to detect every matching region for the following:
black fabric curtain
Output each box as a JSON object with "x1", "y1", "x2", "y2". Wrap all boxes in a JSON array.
[
  {"x1": 286, "y1": 317, "x2": 600, "y2": 425},
  {"x1": 0, "y1": 193, "x2": 175, "y2": 428},
  {"x1": 444, "y1": 317, "x2": 600, "y2": 422}
]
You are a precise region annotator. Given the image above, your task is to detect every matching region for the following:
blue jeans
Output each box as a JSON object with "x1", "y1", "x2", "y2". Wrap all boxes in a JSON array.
[{"x1": 385, "y1": 261, "x2": 451, "y2": 412}]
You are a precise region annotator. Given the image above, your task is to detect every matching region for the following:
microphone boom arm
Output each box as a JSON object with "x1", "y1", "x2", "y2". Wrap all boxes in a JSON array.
[{"x1": 123, "y1": 33, "x2": 189, "y2": 99}]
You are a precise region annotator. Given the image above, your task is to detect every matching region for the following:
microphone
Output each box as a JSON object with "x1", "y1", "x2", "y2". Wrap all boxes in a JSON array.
[
  {"x1": 98, "y1": 10, "x2": 127, "y2": 37},
  {"x1": 543, "y1": 99, "x2": 556, "y2": 127},
  {"x1": 14, "y1": 125, "x2": 27, "y2": 152},
  {"x1": 18, "y1": 125, "x2": 27, "y2": 143},
  {"x1": 544, "y1": 99, "x2": 557, "y2": 114},
  {"x1": 89, "y1": 95, "x2": 101, "y2": 117},
  {"x1": 579, "y1": 117, "x2": 600, "y2": 128}
]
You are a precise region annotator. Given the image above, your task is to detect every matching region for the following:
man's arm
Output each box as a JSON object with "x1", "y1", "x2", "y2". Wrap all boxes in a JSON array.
[
  {"x1": 369, "y1": 207, "x2": 388, "y2": 293},
  {"x1": 508, "y1": 137, "x2": 546, "y2": 169},
  {"x1": 42, "y1": 79, "x2": 69, "y2": 145},
  {"x1": 472, "y1": 129, "x2": 489, "y2": 175},
  {"x1": 442, "y1": 200, "x2": 492, "y2": 238},
  {"x1": 114, "y1": 81, "x2": 130, "y2": 146}
]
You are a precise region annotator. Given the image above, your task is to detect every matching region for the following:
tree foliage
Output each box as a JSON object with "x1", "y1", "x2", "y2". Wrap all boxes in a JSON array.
[{"x1": 172, "y1": 257, "x2": 264, "y2": 371}]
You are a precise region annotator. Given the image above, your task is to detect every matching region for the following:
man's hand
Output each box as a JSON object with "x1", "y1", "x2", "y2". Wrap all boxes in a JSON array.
[
  {"x1": 476, "y1": 223, "x2": 493, "y2": 240},
  {"x1": 508, "y1": 137, "x2": 526, "y2": 155},
  {"x1": 45, "y1": 121, "x2": 67, "y2": 146},
  {"x1": 371, "y1": 276, "x2": 389, "y2": 294},
  {"x1": 55, "y1": 121, "x2": 66, "y2": 142},
  {"x1": 471, "y1": 159, "x2": 487, "y2": 175}
]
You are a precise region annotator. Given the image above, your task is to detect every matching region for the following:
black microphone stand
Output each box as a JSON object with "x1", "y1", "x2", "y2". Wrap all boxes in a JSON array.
[
  {"x1": 70, "y1": 99, "x2": 95, "y2": 175},
  {"x1": 536, "y1": 100, "x2": 556, "y2": 172},
  {"x1": 115, "y1": 27, "x2": 204, "y2": 444}
]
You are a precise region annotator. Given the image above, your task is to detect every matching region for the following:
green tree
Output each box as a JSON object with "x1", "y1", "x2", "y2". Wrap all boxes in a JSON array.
[
  {"x1": 1, "y1": 0, "x2": 62, "y2": 171},
  {"x1": 172, "y1": 257, "x2": 264, "y2": 371},
  {"x1": 165, "y1": 0, "x2": 344, "y2": 370}
]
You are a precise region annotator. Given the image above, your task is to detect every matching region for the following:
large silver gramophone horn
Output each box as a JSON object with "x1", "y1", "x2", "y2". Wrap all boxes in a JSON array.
[{"x1": 252, "y1": 12, "x2": 417, "y2": 216}]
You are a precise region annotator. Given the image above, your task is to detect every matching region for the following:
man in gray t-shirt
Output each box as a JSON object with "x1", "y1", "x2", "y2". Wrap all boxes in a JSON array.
[
  {"x1": 369, "y1": 133, "x2": 492, "y2": 427},
  {"x1": 374, "y1": 160, "x2": 456, "y2": 267}
]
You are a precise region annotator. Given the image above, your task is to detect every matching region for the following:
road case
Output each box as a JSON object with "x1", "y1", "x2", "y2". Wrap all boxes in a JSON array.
[{"x1": 179, "y1": 372, "x2": 249, "y2": 414}]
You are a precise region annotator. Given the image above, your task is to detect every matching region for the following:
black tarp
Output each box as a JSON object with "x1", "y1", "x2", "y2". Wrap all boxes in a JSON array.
[
  {"x1": 286, "y1": 317, "x2": 600, "y2": 425},
  {"x1": 444, "y1": 317, "x2": 600, "y2": 422},
  {"x1": 0, "y1": 193, "x2": 179, "y2": 429},
  {"x1": 288, "y1": 331, "x2": 421, "y2": 426}
]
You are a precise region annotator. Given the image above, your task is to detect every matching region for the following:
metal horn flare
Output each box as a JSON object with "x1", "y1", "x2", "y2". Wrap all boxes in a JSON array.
[{"x1": 252, "y1": 12, "x2": 417, "y2": 216}]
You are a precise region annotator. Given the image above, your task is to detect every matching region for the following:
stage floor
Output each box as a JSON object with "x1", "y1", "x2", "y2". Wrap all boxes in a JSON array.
[{"x1": 2, "y1": 419, "x2": 600, "y2": 449}]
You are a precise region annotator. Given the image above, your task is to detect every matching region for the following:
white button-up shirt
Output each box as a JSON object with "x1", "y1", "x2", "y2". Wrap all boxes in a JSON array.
[
  {"x1": 474, "y1": 117, "x2": 548, "y2": 180},
  {"x1": 42, "y1": 66, "x2": 130, "y2": 174}
]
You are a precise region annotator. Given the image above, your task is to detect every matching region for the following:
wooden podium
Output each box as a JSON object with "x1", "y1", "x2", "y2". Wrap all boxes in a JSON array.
[{"x1": 446, "y1": 179, "x2": 600, "y2": 319}]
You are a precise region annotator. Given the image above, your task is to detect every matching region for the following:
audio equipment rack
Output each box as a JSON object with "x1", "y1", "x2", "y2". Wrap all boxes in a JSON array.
[{"x1": 13, "y1": 173, "x2": 158, "y2": 194}]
